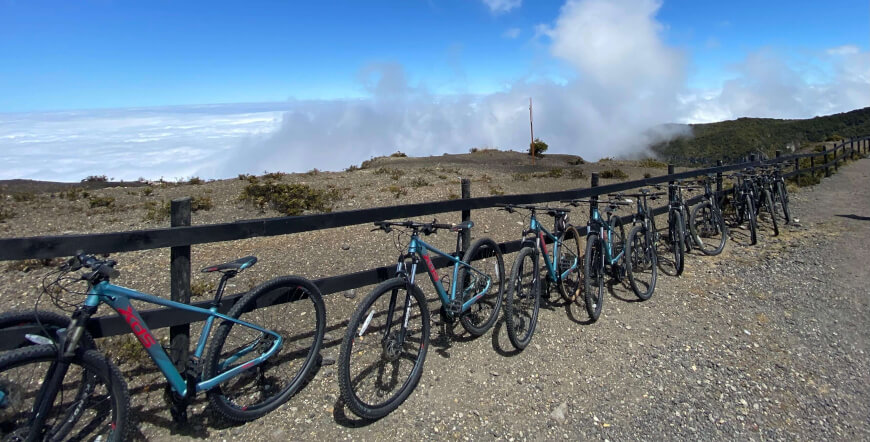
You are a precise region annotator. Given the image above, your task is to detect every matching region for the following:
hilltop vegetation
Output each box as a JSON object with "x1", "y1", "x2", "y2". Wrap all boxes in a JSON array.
[{"x1": 651, "y1": 107, "x2": 870, "y2": 164}]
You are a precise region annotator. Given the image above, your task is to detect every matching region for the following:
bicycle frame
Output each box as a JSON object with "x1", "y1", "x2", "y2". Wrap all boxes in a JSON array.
[
  {"x1": 589, "y1": 208, "x2": 624, "y2": 266},
  {"x1": 84, "y1": 281, "x2": 283, "y2": 398},
  {"x1": 526, "y1": 213, "x2": 575, "y2": 282},
  {"x1": 405, "y1": 234, "x2": 492, "y2": 313}
]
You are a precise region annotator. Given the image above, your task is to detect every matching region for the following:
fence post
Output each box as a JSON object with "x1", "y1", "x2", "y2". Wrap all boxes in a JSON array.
[
  {"x1": 775, "y1": 150, "x2": 781, "y2": 158},
  {"x1": 794, "y1": 157, "x2": 800, "y2": 181},
  {"x1": 590, "y1": 172, "x2": 599, "y2": 219},
  {"x1": 667, "y1": 164, "x2": 675, "y2": 202},
  {"x1": 810, "y1": 155, "x2": 815, "y2": 175},
  {"x1": 749, "y1": 154, "x2": 757, "y2": 163},
  {"x1": 460, "y1": 178, "x2": 471, "y2": 253},
  {"x1": 716, "y1": 160, "x2": 723, "y2": 194},
  {"x1": 834, "y1": 145, "x2": 839, "y2": 172},
  {"x1": 170, "y1": 198, "x2": 191, "y2": 373},
  {"x1": 823, "y1": 147, "x2": 831, "y2": 177}
]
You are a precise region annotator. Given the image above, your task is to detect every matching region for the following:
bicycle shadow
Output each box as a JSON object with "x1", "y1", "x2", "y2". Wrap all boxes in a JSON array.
[{"x1": 836, "y1": 214, "x2": 870, "y2": 222}]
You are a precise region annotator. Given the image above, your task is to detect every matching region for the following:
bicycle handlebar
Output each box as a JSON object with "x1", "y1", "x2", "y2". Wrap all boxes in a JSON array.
[
  {"x1": 495, "y1": 203, "x2": 570, "y2": 214},
  {"x1": 68, "y1": 253, "x2": 120, "y2": 280}
]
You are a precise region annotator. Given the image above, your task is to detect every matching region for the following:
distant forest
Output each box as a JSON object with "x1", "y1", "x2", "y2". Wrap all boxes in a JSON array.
[{"x1": 650, "y1": 107, "x2": 870, "y2": 165}]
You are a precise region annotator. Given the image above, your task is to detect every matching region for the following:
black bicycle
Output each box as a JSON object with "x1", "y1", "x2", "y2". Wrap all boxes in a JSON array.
[
  {"x1": 688, "y1": 176, "x2": 729, "y2": 256},
  {"x1": 610, "y1": 189, "x2": 664, "y2": 300},
  {"x1": 723, "y1": 172, "x2": 758, "y2": 245}
]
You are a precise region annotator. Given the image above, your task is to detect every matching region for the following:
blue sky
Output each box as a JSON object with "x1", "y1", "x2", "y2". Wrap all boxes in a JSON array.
[
  {"x1": 2, "y1": 0, "x2": 864, "y2": 112},
  {"x1": 0, "y1": 0, "x2": 867, "y2": 181}
]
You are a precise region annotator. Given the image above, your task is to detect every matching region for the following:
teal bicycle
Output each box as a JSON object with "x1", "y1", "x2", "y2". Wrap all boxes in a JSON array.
[
  {"x1": 496, "y1": 204, "x2": 581, "y2": 349},
  {"x1": 0, "y1": 254, "x2": 326, "y2": 440},
  {"x1": 564, "y1": 198, "x2": 632, "y2": 321},
  {"x1": 338, "y1": 219, "x2": 504, "y2": 419}
]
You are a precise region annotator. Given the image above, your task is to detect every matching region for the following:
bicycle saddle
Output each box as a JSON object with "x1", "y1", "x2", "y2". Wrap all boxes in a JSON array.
[{"x1": 201, "y1": 256, "x2": 258, "y2": 273}]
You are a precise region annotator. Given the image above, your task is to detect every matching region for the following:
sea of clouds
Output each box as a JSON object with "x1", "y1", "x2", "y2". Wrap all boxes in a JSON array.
[{"x1": 1, "y1": 0, "x2": 867, "y2": 182}]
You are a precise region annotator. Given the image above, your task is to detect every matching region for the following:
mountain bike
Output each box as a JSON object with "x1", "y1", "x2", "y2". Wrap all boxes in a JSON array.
[
  {"x1": 748, "y1": 169, "x2": 779, "y2": 237},
  {"x1": 0, "y1": 254, "x2": 326, "y2": 441},
  {"x1": 563, "y1": 198, "x2": 631, "y2": 322},
  {"x1": 769, "y1": 163, "x2": 792, "y2": 225},
  {"x1": 656, "y1": 180, "x2": 692, "y2": 276},
  {"x1": 338, "y1": 219, "x2": 504, "y2": 419},
  {"x1": 688, "y1": 175, "x2": 729, "y2": 255},
  {"x1": 610, "y1": 189, "x2": 664, "y2": 300},
  {"x1": 723, "y1": 172, "x2": 758, "y2": 245},
  {"x1": 496, "y1": 204, "x2": 581, "y2": 349}
]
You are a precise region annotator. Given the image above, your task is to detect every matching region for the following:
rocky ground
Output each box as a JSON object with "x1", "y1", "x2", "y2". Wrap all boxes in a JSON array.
[{"x1": 0, "y1": 150, "x2": 867, "y2": 440}]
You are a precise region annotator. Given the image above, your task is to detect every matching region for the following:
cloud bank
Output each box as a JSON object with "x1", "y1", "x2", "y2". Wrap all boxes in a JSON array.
[{"x1": 2, "y1": 0, "x2": 867, "y2": 182}]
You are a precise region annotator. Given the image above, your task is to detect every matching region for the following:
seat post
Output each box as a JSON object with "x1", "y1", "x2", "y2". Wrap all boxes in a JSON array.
[{"x1": 212, "y1": 271, "x2": 235, "y2": 306}]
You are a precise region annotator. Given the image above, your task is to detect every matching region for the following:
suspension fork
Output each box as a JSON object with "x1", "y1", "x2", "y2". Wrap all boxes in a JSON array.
[
  {"x1": 384, "y1": 256, "x2": 417, "y2": 346},
  {"x1": 28, "y1": 304, "x2": 96, "y2": 439}
]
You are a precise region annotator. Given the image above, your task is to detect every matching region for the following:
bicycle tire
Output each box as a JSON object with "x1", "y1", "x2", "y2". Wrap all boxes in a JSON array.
[
  {"x1": 690, "y1": 202, "x2": 728, "y2": 256},
  {"x1": 556, "y1": 226, "x2": 582, "y2": 302},
  {"x1": 761, "y1": 189, "x2": 779, "y2": 236},
  {"x1": 669, "y1": 210, "x2": 685, "y2": 276},
  {"x1": 777, "y1": 181, "x2": 791, "y2": 224},
  {"x1": 627, "y1": 225, "x2": 658, "y2": 300},
  {"x1": 338, "y1": 277, "x2": 429, "y2": 420},
  {"x1": 0, "y1": 345, "x2": 129, "y2": 442},
  {"x1": 204, "y1": 276, "x2": 326, "y2": 422},
  {"x1": 583, "y1": 233, "x2": 605, "y2": 321},
  {"x1": 744, "y1": 194, "x2": 758, "y2": 245},
  {"x1": 680, "y1": 205, "x2": 693, "y2": 253},
  {"x1": 504, "y1": 247, "x2": 540, "y2": 350},
  {"x1": 458, "y1": 237, "x2": 505, "y2": 336},
  {"x1": 0, "y1": 310, "x2": 96, "y2": 352}
]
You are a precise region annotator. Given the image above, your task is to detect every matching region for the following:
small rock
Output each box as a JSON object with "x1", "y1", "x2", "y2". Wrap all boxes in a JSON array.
[
  {"x1": 341, "y1": 244, "x2": 351, "y2": 251},
  {"x1": 344, "y1": 289, "x2": 356, "y2": 299},
  {"x1": 321, "y1": 355, "x2": 337, "y2": 366},
  {"x1": 549, "y1": 402, "x2": 568, "y2": 424}
]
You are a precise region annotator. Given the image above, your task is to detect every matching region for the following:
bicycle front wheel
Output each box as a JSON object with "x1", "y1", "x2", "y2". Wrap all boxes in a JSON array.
[
  {"x1": 204, "y1": 276, "x2": 326, "y2": 422},
  {"x1": 776, "y1": 181, "x2": 791, "y2": 224},
  {"x1": 338, "y1": 278, "x2": 430, "y2": 420},
  {"x1": 0, "y1": 345, "x2": 129, "y2": 442},
  {"x1": 744, "y1": 194, "x2": 758, "y2": 245},
  {"x1": 761, "y1": 189, "x2": 779, "y2": 236},
  {"x1": 458, "y1": 237, "x2": 505, "y2": 336},
  {"x1": 627, "y1": 225, "x2": 658, "y2": 300},
  {"x1": 504, "y1": 247, "x2": 540, "y2": 350},
  {"x1": 690, "y1": 202, "x2": 728, "y2": 256},
  {"x1": 583, "y1": 234, "x2": 605, "y2": 322},
  {"x1": 669, "y1": 210, "x2": 686, "y2": 276}
]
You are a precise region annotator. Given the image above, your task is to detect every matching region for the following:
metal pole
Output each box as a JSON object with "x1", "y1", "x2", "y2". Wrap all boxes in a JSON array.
[
  {"x1": 460, "y1": 178, "x2": 471, "y2": 253},
  {"x1": 170, "y1": 197, "x2": 191, "y2": 372},
  {"x1": 529, "y1": 98, "x2": 535, "y2": 166}
]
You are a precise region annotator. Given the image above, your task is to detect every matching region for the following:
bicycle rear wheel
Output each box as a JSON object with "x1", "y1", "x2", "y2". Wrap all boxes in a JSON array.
[
  {"x1": 204, "y1": 276, "x2": 326, "y2": 422},
  {"x1": 458, "y1": 237, "x2": 505, "y2": 336},
  {"x1": 338, "y1": 277, "x2": 430, "y2": 420},
  {"x1": 583, "y1": 234, "x2": 605, "y2": 322},
  {"x1": 744, "y1": 194, "x2": 758, "y2": 245},
  {"x1": 627, "y1": 225, "x2": 657, "y2": 300},
  {"x1": 504, "y1": 247, "x2": 540, "y2": 350},
  {"x1": 690, "y1": 202, "x2": 728, "y2": 256},
  {"x1": 760, "y1": 189, "x2": 779, "y2": 236},
  {"x1": 556, "y1": 226, "x2": 582, "y2": 302},
  {"x1": 0, "y1": 345, "x2": 129, "y2": 442}
]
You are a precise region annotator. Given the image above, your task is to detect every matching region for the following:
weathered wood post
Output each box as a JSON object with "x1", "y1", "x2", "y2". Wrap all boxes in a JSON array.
[
  {"x1": 794, "y1": 157, "x2": 800, "y2": 182},
  {"x1": 590, "y1": 172, "x2": 599, "y2": 219},
  {"x1": 460, "y1": 178, "x2": 471, "y2": 253},
  {"x1": 667, "y1": 164, "x2": 675, "y2": 203},
  {"x1": 716, "y1": 160, "x2": 723, "y2": 194},
  {"x1": 170, "y1": 198, "x2": 191, "y2": 372},
  {"x1": 823, "y1": 147, "x2": 831, "y2": 177}
]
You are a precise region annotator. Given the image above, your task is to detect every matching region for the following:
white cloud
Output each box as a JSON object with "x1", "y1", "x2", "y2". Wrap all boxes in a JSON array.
[
  {"x1": 681, "y1": 46, "x2": 870, "y2": 123},
  {"x1": 502, "y1": 27, "x2": 521, "y2": 39},
  {"x1": 481, "y1": 0, "x2": 521, "y2": 14}
]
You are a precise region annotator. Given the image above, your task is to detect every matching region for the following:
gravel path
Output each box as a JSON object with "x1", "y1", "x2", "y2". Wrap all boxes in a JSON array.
[{"x1": 3, "y1": 155, "x2": 869, "y2": 441}]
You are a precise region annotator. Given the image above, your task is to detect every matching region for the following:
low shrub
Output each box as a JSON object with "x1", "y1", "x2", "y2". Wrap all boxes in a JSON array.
[
  {"x1": 599, "y1": 169, "x2": 629, "y2": 180},
  {"x1": 637, "y1": 158, "x2": 668, "y2": 169},
  {"x1": 11, "y1": 193, "x2": 36, "y2": 202},
  {"x1": 410, "y1": 177, "x2": 429, "y2": 188},
  {"x1": 188, "y1": 176, "x2": 204, "y2": 185},
  {"x1": 82, "y1": 175, "x2": 108, "y2": 183},
  {"x1": 390, "y1": 151, "x2": 407, "y2": 158},
  {"x1": 569, "y1": 169, "x2": 586, "y2": 179},
  {"x1": 512, "y1": 173, "x2": 531, "y2": 182},
  {"x1": 374, "y1": 167, "x2": 405, "y2": 180},
  {"x1": 384, "y1": 185, "x2": 408, "y2": 198},
  {"x1": 566, "y1": 156, "x2": 585, "y2": 165},
  {"x1": 191, "y1": 196, "x2": 214, "y2": 211},
  {"x1": 88, "y1": 196, "x2": 115, "y2": 208},
  {"x1": 240, "y1": 182, "x2": 339, "y2": 215},
  {"x1": 0, "y1": 206, "x2": 14, "y2": 222}
]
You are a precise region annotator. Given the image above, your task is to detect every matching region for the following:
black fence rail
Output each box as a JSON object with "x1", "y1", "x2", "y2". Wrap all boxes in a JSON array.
[{"x1": 0, "y1": 136, "x2": 867, "y2": 347}]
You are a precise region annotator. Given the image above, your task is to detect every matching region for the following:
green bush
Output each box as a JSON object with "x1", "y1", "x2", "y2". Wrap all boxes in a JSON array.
[
  {"x1": 82, "y1": 175, "x2": 108, "y2": 183},
  {"x1": 88, "y1": 196, "x2": 115, "y2": 208},
  {"x1": 637, "y1": 158, "x2": 668, "y2": 169},
  {"x1": 410, "y1": 177, "x2": 429, "y2": 188},
  {"x1": 528, "y1": 138, "x2": 548, "y2": 157},
  {"x1": 143, "y1": 201, "x2": 170, "y2": 221},
  {"x1": 374, "y1": 167, "x2": 405, "y2": 180},
  {"x1": 599, "y1": 169, "x2": 629, "y2": 180},
  {"x1": 191, "y1": 196, "x2": 214, "y2": 211},
  {"x1": 11, "y1": 193, "x2": 35, "y2": 202},
  {"x1": 188, "y1": 176, "x2": 204, "y2": 185},
  {"x1": 569, "y1": 169, "x2": 586, "y2": 179},
  {"x1": 512, "y1": 173, "x2": 531, "y2": 182},
  {"x1": 141, "y1": 187, "x2": 154, "y2": 197},
  {"x1": 566, "y1": 156, "x2": 585, "y2": 165},
  {"x1": 263, "y1": 171, "x2": 285, "y2": 180},
  {"x1": 384, "y1": 185, "x2": 408, "y2": 198},
  {"x1": 240, "y1": 182, "x2": 339, "y2": 215}
]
